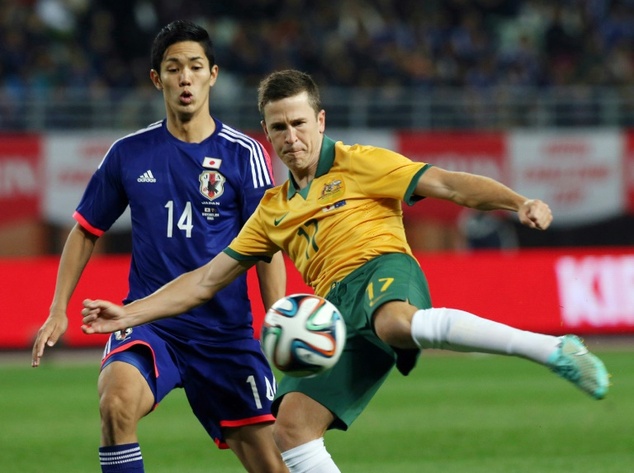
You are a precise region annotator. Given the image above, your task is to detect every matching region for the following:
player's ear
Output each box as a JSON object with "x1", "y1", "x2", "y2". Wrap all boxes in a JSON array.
[
  {"x1": 209, "y1": 65, "x2": 219, "y2": 88},
  {"x1": 260, "y1": 120, "x2": 272, "y2": 142},
  {"x1": 150, "y1": 69, "x2": 162, "y2": 90},
  {"x1": 317, "y1": 109, "x2": 326, "y2": 133}
]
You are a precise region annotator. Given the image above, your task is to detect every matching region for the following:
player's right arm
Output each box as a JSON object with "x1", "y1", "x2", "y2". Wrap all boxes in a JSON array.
[
  {"x1": 31, "y1": 223, "x2": 98, "y2": 367},
  {"x1": 414, "y1": 166, "x2": 553, "y2": 230},
  {"x1": 81, "y1": 252, "x2": 254, "y2": 334}
]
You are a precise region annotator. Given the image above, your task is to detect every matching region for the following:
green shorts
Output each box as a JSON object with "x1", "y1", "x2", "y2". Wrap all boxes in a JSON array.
[{"x1": 272, "y1": 253, "x2": 432, "y2": 430}]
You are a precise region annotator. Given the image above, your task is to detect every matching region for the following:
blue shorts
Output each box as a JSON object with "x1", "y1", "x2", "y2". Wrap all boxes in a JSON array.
[{"x1": 101, "y1": 324, "x2": 277, "y2": 449}]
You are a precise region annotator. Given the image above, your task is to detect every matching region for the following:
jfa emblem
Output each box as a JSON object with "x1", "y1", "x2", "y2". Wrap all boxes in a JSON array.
[
  {"x1": 199, "y1": 171, "x2": 226, "y2": 201},
  {"x1": 114, "y1": 328, "x2": 133, "y2": 341}
]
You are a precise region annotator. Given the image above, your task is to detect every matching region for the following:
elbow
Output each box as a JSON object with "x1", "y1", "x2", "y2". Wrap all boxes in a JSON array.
[
  {"x1": 194, "y1": 286, "x2": 215, "y2": 306},
  {"x1": 194, "y1": 278, "x2": 226, "y2": 307}
]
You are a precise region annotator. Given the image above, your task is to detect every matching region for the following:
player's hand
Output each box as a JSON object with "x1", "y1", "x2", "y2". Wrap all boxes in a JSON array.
[
  {"x1": 518, "y1": 199, "x2": 552, "y2": 230},
  {"x1": 81, "y1": 299, "x2": 129, "y2": 334},
  {"x1": 31, "y1": 310, "x2": 69, "y2": 367}
]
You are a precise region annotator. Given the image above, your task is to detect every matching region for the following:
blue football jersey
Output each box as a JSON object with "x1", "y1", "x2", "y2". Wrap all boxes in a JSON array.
[{"x1": 74, "y1": 119, "x2": 274, "y2": 341}]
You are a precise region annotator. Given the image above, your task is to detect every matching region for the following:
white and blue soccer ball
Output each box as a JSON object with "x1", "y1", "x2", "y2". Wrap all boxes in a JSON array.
[{"x1": 261, "y1": 294, "x2": 346, "y2": 377}]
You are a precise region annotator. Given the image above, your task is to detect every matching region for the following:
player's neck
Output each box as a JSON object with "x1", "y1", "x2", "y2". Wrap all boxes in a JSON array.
[
  {"x1": 291, "y1": 162, "x2": 318, "y2": 190},
  {"x1": 166, "y1": 112, "x2": 216, "y2": 143},
  {"x1": 292, "y1": 174, "x2": 312, "y2": 190}
]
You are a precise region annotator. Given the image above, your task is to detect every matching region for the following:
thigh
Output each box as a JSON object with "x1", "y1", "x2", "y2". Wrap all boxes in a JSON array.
[
  {"x1": 328, "y1": 253, "x2": 431, "y2": 339},
  {"x1": 360, "y1": 253, "x2": 432, "y2": 314},
  {"x1": 223, "y1": 423, "x2": 283, "y2": 472},
  {"x1": 352, "y1": 253, "x2": 431, "y2": 374},
  {"x1": 101, "y1": 325, "x2": 183, "y2": 405},
  {"x1": 98, "y1": 360, "x2": 155, "y2": 420}
]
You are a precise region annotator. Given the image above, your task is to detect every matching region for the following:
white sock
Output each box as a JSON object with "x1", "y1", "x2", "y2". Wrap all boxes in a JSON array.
[
  {"x1": 411, "y1": 307, "x2": 560, "y2": 364},
  {"x1": 281, "y1": 438, "x2": 341, "y2": 473}
]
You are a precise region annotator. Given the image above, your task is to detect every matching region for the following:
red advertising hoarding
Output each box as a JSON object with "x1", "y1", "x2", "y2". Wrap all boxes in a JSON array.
[
  {"x1": 2, "y1": 249, "x2": 632, "y2": 351},
  {"x1": 421, "y1": 248, "x2": 634, "y2": 334},
  {"x1": 0, "y1": 134, "x2": 42, "y2": 225}
]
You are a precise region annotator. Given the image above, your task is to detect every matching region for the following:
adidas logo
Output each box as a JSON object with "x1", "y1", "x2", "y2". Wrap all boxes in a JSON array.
[{"x1": 137, "y1": 170, "x2": 157, "y2": 183}]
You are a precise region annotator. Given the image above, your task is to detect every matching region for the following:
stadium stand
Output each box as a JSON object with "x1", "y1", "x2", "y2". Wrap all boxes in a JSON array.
[{"x1": 3, "y1": 0, "x2": 634, "y2": 130}]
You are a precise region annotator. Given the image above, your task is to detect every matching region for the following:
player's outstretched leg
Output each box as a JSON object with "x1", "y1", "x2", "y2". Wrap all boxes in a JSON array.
[
  {"x1": 409, "y1": 308, "x2": 610, "y2": 400},
  {"x1": 547, "y1": 335, "x2": 610, "y2": 400}
]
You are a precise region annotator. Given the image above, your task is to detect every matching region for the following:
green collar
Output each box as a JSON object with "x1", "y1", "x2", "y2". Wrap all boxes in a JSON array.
[{"x1": 287, "y1": 135, "x2": 337, "y2": 199}]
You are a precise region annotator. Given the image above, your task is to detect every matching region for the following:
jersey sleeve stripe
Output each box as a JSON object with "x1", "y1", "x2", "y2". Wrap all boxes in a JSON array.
[
  {"x1": 218, "y1": 126, "x2": 273, "y2": 189},
  {"x1": 223, "y1": 247, "x2": 272, "y2": 263},
  {"x1": 73, "y1": 211, "x2": 105, "y2": 237}
]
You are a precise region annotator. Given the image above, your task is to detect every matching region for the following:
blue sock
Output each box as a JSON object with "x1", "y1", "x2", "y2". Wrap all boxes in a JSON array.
[{"x1": 99, "y1": 443, "x2": 144, "y2": 472}]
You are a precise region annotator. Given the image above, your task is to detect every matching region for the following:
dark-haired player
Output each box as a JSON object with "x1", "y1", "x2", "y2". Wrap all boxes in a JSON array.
[{"x1": 32, "y1": 20, "x2": 287, "y2": 473}]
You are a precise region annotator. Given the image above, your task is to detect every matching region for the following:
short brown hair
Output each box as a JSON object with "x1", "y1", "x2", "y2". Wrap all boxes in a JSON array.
[{"x1": 257, "y1": 70, "x2": 321, "y2": 116}]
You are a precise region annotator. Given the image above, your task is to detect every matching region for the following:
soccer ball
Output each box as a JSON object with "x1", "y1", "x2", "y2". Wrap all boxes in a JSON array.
[{"x1": 261, "y1": 293, "x2": 346, "y2": 377}]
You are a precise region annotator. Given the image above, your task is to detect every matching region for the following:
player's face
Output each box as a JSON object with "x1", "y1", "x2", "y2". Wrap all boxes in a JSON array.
[
  {"x1": 150, "y1": 41, "x2": 218, "y2": 121},
  {"x1": 261, "y1": 92, "x2": 325, "y2": 179}
]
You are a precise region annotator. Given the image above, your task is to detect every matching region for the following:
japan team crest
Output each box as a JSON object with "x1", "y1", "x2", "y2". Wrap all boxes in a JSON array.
[
  {"x1": 114, "y1": 328, "x2": 133, "y2": 341},
  {"x1": 199, "y1": 170, "x2": 226, "y2": 201}
]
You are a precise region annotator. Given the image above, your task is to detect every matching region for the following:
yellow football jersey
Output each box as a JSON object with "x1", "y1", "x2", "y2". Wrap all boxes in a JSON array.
[{"x1": 226, "y1": 136, "x2": 430, "y2": 296}]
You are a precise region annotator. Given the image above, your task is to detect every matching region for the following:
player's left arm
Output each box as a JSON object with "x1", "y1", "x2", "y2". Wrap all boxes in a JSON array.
[
  {"x1": 255, "y1": 251, "x2": 286, "y2": 311},
  {"x1": 414, "y1": 166, "x2": 553, "y2": 230}
]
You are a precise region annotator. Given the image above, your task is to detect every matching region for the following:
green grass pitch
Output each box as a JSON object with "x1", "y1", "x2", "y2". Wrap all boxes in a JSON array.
[{"x1": 1, "y1": 344, "x2": 632, "y2": 472}]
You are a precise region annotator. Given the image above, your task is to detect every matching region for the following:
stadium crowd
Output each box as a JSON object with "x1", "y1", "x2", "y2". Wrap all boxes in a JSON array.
[{"x1": 2, "y1": 0, "x2": 634, "y2": 96}]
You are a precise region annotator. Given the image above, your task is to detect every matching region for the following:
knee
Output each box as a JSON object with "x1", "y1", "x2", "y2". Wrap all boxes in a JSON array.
[
  {"x1": 99, "y1": 388, "x2": 136, "y2": 425},
  {"x1": 373, "y1": 301, "x2": 418, "y2": 349},
  {"x1": 272, "y1": 408, "x2": 327, "y2": 453},
  {"x1": 98, "y1": 388, "x2": 142, "y2": 445},
  {"x1": 98, "y1": 362, "x2": 153, "y2": 425},
  {"x1": 99, "y1": 375, "x2": 148, "y2": 428},
  {"x1": 273, "y1": 393, "x2": 333, "y2": 452},
  {"x1": 272, "y1": 416, "x2": 300, "y2": 453}
]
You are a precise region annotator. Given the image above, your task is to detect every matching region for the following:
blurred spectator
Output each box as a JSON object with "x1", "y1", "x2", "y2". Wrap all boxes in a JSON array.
[{"x1": 3, "y1": 0, "x2": 634, "y2": 96}]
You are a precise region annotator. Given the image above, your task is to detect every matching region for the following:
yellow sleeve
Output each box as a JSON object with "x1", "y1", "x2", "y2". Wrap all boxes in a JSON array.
[
  {"x1": 226, "y1": 206, "x2": 279, "y2": 262},
  {"x1": 344, "y1": 144, "x2": 430, "y2": 203}
]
